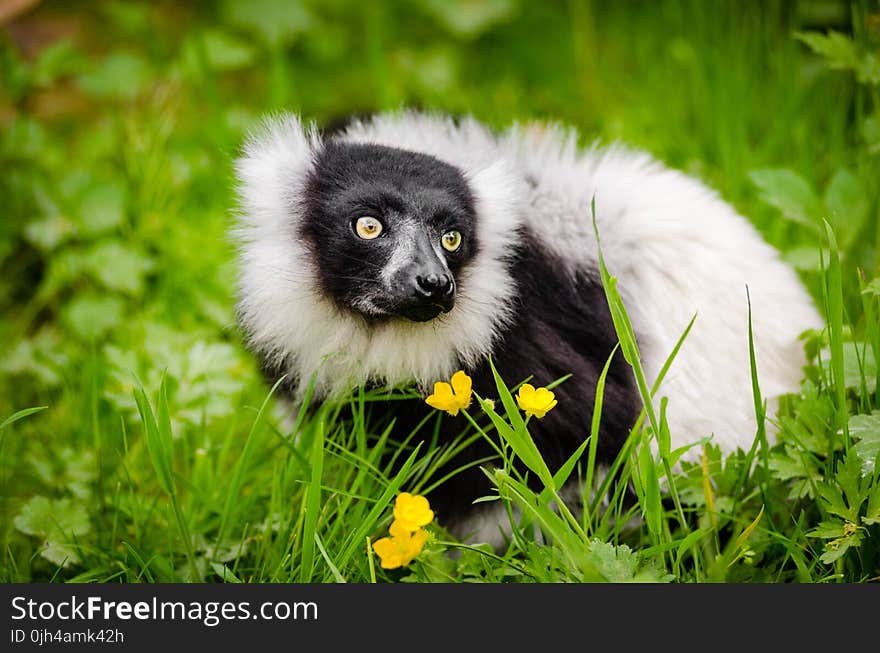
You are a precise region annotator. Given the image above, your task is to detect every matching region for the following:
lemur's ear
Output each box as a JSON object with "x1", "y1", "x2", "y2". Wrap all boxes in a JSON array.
[
  {"x1": 234, "y1": 115, "x2": 323, "y2": 233},
  {"x1": 319, "y1": 114, "x2": 369, "y2": 139}
]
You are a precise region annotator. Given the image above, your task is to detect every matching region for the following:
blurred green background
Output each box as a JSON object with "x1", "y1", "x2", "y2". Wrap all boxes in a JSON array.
[{"x1": 1, "y1": 0, "x2": 878, "y2": 581}]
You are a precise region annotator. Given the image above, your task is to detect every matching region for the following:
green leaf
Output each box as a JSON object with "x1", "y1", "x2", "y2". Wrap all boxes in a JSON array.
[
  {"x1": 857, "y1": 53, "x2": 880, "y2": 86},
  {"x1": 862, "y1": 277, "x2": 880, "y2": 296},
  {"x1": 202, "y1": 30, "x2": 257, "y2": 69},
  {"x1": 818, "y1": 342, "x2": 877, "y2": 394},
  {"x1": 816, "y1": 482, "x2": 853, "y2": 521},
  {"x1": 223, "y1": 0, "x2": 314, "y2": 48},
  {"x1": 807, "y1": 519, "x2": 845, "y2": 539},
  {"x1": 76, "y1": 183, "x2": 126, "y2": 236},
  {"x1": 768, "y1": 441, "x2": 823, "y2": 501},
  {"x1": 749, "y1": 168, "x2": 822, "y2": 228},
  {"x1": 181, "y1": 30, "x2": 258, "y2": 75},
  {"x1": 174, "y1": 341, "x2": 248, "y2": 424},
  {"x1": 61, "y1": 293, "x2": 125, "y2": 340},
  {"x1": 586, "y1": 539, "x2": 672, "y2": 583},
  {"x1": 795, "y1": 31, "x2": 859, "y2": 71},
  {"x1": 823, "y1": 168, "x2": 868, "y2": 250},
  {"x1": 849, "y1": 412, "x2": 880, "y2": 476},
  {"x1": 103, "y1": 327, "x2": 249, "y2": 427},
  {"x1": 795, "y1": 30, "x2": 879, "y2": 85},
  {"x1": 864, "y1": 483, "x2": 880, "y2": 525},
  {"x1": 824, "y1": 168, "x2": 866, "y2": 223},
  {"x1": 835, "y1": 453, "x2": 867, "y2": 516},
  {"x1": 767, "y1": 450, "x2": 809, "y2": 482},
  {"x1": 24, "y1": 214, "x2": 76, "y2": 252},
  {"x1": 101, "y1": 2, "x2": 151, "y2": 32},
  {"x1": 13, "y1": 496, "x2": 91, "y2": 567},
  {"x1": 77, "y1": 53, "x2": 151, "y2": 100},
  {"x1": 861, "y1": 113, "x2": 880, "y2": 153},
  {"x1": 40, "y1": 249, "x2": 90, "y2": 298},
  {"x1": 59, "y1": 448, "x2": 97, "y2": 500},
  {"x1": 25, "y1": 447, "x2": 96, "y2": 501},
  {"x1": 818, "y1": 534, "x2": 861, "y2": 565},
  {"x1": 32, "y1": 40, "x2": 85, "y2": 87},
  {"x1": 782, "y1": 246, "x2": 825, "y2": 272},
  {"x1": 585, "y1": 539, "x2": 637, "y2": 581},
  {"x1": 419, "y1": 0, "x2": 517, "y2": 39},
  {"x1": 82, "y1": 240, "x2": 154, "y2": 296},
  {"x1": 0, "y1": 329, "x2": 68, "y2": 386}
]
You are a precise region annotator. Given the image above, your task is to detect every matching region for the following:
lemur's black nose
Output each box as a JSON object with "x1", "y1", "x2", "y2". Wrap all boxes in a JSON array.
[{"x1": 415, "y1": 273, "x2": 453, "y2": 299}]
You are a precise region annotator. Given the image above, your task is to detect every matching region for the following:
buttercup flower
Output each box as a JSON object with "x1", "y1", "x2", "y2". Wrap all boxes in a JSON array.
[
  {"x1": 392, "y1": 492, "x2": 434, "y2": 531},
  {"x1": 515, "y1": 383, "x2": 558, "y2": 419},
  {"x1": 425, "y1": 370, "x2": 472, "y2": 416},
  {"x1": 371, "y1": 492, "x2": 434, "y2": 570},
  {"x1": 372, "y1": 523, "x2": 429, "y2": 570}
]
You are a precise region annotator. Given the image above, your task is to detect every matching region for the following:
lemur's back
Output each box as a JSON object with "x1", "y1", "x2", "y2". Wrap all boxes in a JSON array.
[{"x1": 503, "y1": 123, "x2": 823, "y2": 458}]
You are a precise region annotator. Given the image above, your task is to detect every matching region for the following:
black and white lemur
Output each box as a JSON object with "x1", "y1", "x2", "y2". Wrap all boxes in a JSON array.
[{"x1": 232, "y1": 111, "x2": 822, "y2": 542}]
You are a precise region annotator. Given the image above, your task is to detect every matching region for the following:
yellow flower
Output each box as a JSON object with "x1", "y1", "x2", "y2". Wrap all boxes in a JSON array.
[
  {"x1": 371, "y1": 493, "x2": 434, "y2": 570},
  {"x1": 372, "y1": 523, "x2": 429, "y2": 569},
  {"x1": 425, "y1": 370, "x2": 472, "y2": 416},
  {"x1": 392, "y1": 492, "x2": 434, "y2": 531},
  {"x1": 515, "y1": 383, "x2": 558, "y2": 419}
]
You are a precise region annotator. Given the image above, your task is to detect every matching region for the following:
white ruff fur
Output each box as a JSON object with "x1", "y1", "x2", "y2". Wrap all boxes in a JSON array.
[
  {"x1": 233, "y1": 111, "x2": 823, "y2": 462},
  {"x1": 234, "y1": 113, "x2": 522, "y2": 399}
]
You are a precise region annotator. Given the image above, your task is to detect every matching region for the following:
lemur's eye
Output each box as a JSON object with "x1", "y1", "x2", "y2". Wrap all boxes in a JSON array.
[
  {"x1": 355, "y1": 216, "x2": 383, "y2": 240},
  {"x1": 441, "y1": 230, "x2": 462, "y2": 252}
]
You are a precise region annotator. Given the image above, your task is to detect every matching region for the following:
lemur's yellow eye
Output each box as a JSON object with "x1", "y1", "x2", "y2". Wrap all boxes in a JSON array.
[
  {"x1": 441, "y1": 230, "x2": 462, "y2": 252},
  {"x1": 355, "y1": 216, "x2": 383, "y2": 240}
]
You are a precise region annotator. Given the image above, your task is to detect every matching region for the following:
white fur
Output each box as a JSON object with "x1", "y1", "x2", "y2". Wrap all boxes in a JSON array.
[
  {"x1": 233, "y1": 112, "x2": 522, "y2": 399},
  {"x1": 500, "y1": 122, "x2": 823, "y2": 459},
  {"x1": 233, "y1": 110, "x2": 823, "y2": 464}
]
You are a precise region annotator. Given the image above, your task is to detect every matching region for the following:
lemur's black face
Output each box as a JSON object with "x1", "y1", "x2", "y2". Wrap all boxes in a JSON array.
[{"x1": 302, "y1": 141, "x2": 479, "y2": 322}]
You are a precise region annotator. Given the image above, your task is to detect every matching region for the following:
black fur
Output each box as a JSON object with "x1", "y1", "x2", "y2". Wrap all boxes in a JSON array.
[
  {"x1": 271, "y1": 140, "x2": 640, "y2": 535},
  {"x1": 372, "y1": 235, "x2": 639, "y2": 530},
  {"x1": 301, "y1": 141, "x2": 479, "y2": 320}
]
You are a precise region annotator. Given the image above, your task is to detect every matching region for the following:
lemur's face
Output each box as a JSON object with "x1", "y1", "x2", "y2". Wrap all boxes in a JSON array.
[{"x1": 302, "y1": 141, "x2": 479, "y2": 323}]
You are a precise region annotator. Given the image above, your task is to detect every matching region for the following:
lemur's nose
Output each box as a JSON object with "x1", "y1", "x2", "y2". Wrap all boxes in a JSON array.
[{"x1": 415, "y1": 272, "x2": 453, "y2": 299}]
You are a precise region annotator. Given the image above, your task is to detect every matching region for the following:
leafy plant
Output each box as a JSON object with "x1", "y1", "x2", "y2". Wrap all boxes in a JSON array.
[{"x1": 2, "y1": 0, "x2": 879, "y2": 584}]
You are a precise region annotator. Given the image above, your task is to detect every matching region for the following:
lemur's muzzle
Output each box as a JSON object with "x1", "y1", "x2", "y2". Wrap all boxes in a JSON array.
[{"x1": 393, "y1": 240, "x2": 456, "y2": 322}]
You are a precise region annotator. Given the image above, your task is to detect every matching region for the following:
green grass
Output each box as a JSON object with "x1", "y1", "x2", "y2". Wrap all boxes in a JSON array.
[{"x1": 1, "y1": 0, "x2": 879, "y2": 583}]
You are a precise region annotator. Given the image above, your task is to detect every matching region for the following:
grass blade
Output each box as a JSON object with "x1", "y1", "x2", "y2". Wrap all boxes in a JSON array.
[
  {"x1": 0, "y1": 406, "x2": 48, "y2": 431},
  {"x1": 336, "y1": 445, "x2": 423, "y2": 571},
  {"x1": 314, "y1": 531, "x2": 346, "y2": 583},
  {"x1": 590, "y1": 197, "x2": 688, "y2": 535},
  {"x1": 823, "y1": 220, "x2": 849, "y2": 444},
  {"x1": 132, "y1": 376, "x2": 172, "y2": 496},
  {"x1": 217, "y1": 375, "x2": 288, "y2": 544},
  {"x1": 487, "y1": 358, "x2": 555, "y2": 490},
  {"x1": 131, "y1": 375, "x2": 200, "y2": 581},
  {"x1": 585, "y1": 345, "x2": 619, "y2": 503},
  {"x1": 299, "y1": 413, "x2": 325, "y2": 582}
]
